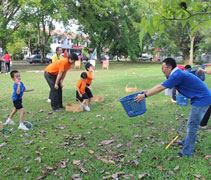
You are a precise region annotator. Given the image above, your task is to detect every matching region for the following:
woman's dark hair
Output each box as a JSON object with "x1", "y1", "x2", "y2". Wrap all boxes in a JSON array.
[
  {"x1": 85, "y1": 63, "x2": 92, "y2": 71},
  {"x1": 163, "y1": 58, "x2": 177, "y2": 69},
  {"x1": 68, "y1": 53, "x2": 78, "y2": 61},
  {"x1": 10, "y1": 70, "x2": 19, "y2": 78},
  {"x1": 56, "y1": 47, "x2": 61, "y2": 52},
  {"x1": 81, "y1": 72, "x2": 87, "y2": 79}
]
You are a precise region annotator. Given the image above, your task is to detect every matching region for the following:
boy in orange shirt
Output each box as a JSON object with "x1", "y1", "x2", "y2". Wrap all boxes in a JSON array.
[
  {"x1": 76, "y1": 72, "x2": 90, "y2": 111},
  {"x1": 85, "y1": 63, "x2": 94, "y2": 105},
  {"x1": 44, "y1": 53, "x2": 78, "y2": 112}
]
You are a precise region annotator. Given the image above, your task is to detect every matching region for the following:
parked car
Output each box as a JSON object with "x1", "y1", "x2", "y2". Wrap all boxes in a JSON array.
[
  {"x1": 138, "y1": 56, "x2": 152, "y2": 61},
  {"x1": 26, "y1": 54, "x2": 51, "y2": 64},
  {"x1": 46, "y1": 53, "x2": 54, "y2": 60}
]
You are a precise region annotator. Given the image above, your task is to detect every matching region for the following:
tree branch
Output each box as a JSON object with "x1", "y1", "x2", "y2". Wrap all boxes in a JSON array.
[{"x1": 162, "y1": 11, "x2": 211, "y2": 21}]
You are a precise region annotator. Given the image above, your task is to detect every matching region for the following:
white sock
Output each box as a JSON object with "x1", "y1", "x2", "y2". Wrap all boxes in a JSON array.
[
  {"x1": 20, "y1": 122, "x2": 24, "y2": 126},
  {"x1": 7, "y1": 118, "x2": 11, "y2": 121}
]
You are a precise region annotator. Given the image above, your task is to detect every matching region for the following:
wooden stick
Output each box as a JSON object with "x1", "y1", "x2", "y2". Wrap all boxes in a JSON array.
[{"x1": 165, "y1": 136, "x2": 179, "y2": 150}]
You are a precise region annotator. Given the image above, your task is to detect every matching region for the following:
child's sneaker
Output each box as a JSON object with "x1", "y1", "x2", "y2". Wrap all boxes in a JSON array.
[
  {"x1": 5, "y1": 118, "x2": 15, "y2": 125},
  {"x1": 82, "y1": 104, "x2": 90, "y2": 111},
  {"x1": 18, "y1": 123, "x2": 29, "y2": 131}
]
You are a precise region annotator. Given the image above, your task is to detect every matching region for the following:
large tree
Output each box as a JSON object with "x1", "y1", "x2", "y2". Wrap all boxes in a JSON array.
[
  {"x1": 140, "y1": 0, "x2": 211, "y2": 64},
  {"x1": 0, "y1": 0, "x2": 23, "y2": 49}
]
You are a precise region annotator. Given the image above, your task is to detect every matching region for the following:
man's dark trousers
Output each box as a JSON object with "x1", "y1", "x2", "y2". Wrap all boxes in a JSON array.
[{"x1": 44, "y1": 72, "x2": 63, "y2": 110}]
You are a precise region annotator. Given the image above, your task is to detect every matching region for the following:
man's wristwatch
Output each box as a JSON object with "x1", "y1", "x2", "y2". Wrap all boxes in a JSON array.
[{"x1": 144, "y1": 93, "x2": 148, "y2": 98}]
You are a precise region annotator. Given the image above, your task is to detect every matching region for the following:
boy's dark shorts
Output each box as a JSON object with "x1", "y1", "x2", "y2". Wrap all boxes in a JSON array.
[
  {"x1": 85, "y1": 86, "x2": 93, "y2": 98},
  {"x1": 76, "y1": 91, "x2": 89, "y2": 102},
  {"x1": 13, "y1": 99, "x2": 23, "y2": 109}
]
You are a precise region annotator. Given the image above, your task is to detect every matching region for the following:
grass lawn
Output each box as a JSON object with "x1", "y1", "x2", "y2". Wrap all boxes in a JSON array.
[{"x1": 0, "y1": 62, "x2": 210, "y2": 180}]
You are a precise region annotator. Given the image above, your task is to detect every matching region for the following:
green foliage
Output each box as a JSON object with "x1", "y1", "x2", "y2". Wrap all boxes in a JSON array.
[{"x1": 6, "y1": 39, "x2": 26, "y2": 57}]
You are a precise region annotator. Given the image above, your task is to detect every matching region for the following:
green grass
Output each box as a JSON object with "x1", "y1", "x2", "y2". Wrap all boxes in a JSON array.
[{"x1": 0, "y1": 62, "x2": 210, "y2": 180}]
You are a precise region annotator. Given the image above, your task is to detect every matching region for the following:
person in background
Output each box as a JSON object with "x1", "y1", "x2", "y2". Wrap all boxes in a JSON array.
[
  {"x1": 196, "y1": 66, "x2": 211, "y2": 129},
  {"x1": 0, "y1": 52, "x2": 3, "y2": 74},
  {"x1": 4, "y1": 52, "x2": 11, "y2": 74},
  {"x1": 47, "y1": 47, "x2": 64, "y2": 103},
  {"x1": 171, "y1": 65, "x2": 192, "y2": 103},
  {"x1": 44, "y1": 53, "x2": 78, "y2": 112}
]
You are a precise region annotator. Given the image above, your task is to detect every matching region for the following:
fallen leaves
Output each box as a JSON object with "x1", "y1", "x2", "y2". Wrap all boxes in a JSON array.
[
  {"x1": 0, "y1": 142, "x2": 6, "y2": 148},
  {"x1": 156, "y1": 166, "x2": 167, "y2": 171},
  {"x1": 35, "y1": 157, "x2": 41, "y2": 163},
  {"x1": 101, "y1": 158, "x2": 115, "y2": 165},
  {"x1": 88, "y1": 150, "x2": 94, "y2": 154},
  {"x1": 98, "y1": 139, "x2": 114, "y2": 146}
]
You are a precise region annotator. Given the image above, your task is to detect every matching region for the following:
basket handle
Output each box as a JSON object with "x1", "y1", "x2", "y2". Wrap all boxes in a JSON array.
[
  {"x1": 125, "y1": 83, "x2": 137, "y2": 89},
  {"x1": 76, "y1": 98, "x2": 83, "y2": 106}
]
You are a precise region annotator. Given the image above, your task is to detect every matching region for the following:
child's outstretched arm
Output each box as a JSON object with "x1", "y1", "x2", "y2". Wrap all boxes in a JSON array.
[{"x1": 25, "y1": 88, "x2": 34, "y2": 92}]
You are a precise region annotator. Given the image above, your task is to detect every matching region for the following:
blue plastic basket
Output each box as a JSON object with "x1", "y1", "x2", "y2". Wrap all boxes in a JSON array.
[
  {"x1": 187, "y1": 65, "x2": 205, "y2": 81},
  {"x1": 23, "y1": 121, "x2": 33, "y2": 130},
  {"x1": 120, "y1": 93, "x2": 146, "y2": 117},
  {"x1": 176, "y1": 94, "x2": 188, "y2": 106}
]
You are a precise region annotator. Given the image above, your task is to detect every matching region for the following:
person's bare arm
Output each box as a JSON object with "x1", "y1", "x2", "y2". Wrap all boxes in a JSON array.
[
  {"x1": 55, "y1": 71, "x2": 63, "y2": 89},
  {"x1": 25, "y1": 88, "x2": 34, "y2": 92},
  {"x1": 60, "y1": 71, "x2": 67, "y2": 88},
  {"x1": 76, "y1": 87, "x2": 82, "y2": 97},
  {"x1": 197, "y1": 68, "x2": 211, "y2": 74},
  {"x1": 134, "y1": 84, "x2": 166, "y2": 102}
]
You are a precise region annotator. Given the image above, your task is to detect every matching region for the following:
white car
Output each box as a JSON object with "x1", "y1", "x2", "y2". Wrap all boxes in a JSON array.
[{"x1": 46, "y1": 53, "x2": 54, "y2": 60}]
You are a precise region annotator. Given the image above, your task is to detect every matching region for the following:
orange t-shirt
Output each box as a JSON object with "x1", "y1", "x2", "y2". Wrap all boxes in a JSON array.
[
  {"x1": 86, "y1": 72, "x2": 93, "y2": 85},
  {"x1": 77, "y1": 78, "x2": 86, "y2": 94},
  {"x1": 45, "y1": 58, "x2": 72, "y2": 75}
]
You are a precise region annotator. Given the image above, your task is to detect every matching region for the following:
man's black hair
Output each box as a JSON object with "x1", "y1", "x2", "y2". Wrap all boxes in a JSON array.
[
  {"x1": 85, "y1": 62, "x2": 92, "y2": 71},
  {"x1": 68, "y1": 53, "x2": 78, "y2": 61},
  {"x1": 184, "y1": 65, "x2": 191, "y2": 70},
  {"x1": 10, "y1": 70, "x2": 19, "y2": 78},
  {"x1": 162, "y1": 58, "x2": 177, "y2": 69},
  {"x1": 81, "y1": 72, "x2": 87, "y2": 79},
  {"x1": 56, "y1": 47, "x2": 61, "y2": 52}
]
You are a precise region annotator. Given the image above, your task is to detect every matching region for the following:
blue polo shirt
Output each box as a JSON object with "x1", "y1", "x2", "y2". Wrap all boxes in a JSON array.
[
  {"x1": 162, "y1": 69, "x2": 211, "y2": 106},
  {"x1": 12, "y1": 82, "x2": 26, "y2": 101}
]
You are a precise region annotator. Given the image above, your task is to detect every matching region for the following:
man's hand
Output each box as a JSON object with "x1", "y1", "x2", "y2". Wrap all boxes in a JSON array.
[
  {"x1": 134, "y1": 93, "x2": 145, "y2": 102},
  {"x1": 79, "y1": 93, "x2": 82, "y2": 98},
  {"x1": 60, "y1": 82, "x2": 63, "y2": 88},
  {"x1": 54, "y1": 84, "x2": 59, "y2": 90},
  {"x1": 88, "y1": 86, "x2": 92, "y2": 90}
]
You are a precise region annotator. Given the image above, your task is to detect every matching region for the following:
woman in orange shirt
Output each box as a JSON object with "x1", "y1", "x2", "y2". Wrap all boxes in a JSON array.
[{"x1": 76, "y1": 72, "x2": 90, "y2": 111}]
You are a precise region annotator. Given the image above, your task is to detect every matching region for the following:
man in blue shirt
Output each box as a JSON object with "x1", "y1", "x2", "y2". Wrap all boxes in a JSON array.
[{"x1": 135, "y1": 58, "x2": 211, "y2": 157}]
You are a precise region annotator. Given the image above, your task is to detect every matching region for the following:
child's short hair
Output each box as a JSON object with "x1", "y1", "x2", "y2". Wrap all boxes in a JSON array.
[
  {"x1": 81, "y1": 72, "x2": 88, "y2": 79},
  {"x1": 10, "y1": 70, "x2": 19, "y2": 78},
  {"x1": 85, "y1": 63, "x2": 92, "y2": 71},
  {"x1": 184, "y1": 65, "x2": 191, "y2": 70}
]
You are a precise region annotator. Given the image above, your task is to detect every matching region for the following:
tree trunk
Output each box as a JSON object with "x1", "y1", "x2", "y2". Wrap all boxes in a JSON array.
[
  {"x1": 41, "y1": 14, "x2": 46, "y2": 64},
  {"x1": 184, "y1": 53, "x2": 190, "y2": 65},
  {"x1": 97, "y1": 44, "x2": 102, "y2": 63},
  {"x1": 189, "y1": 32, "x2": 197, "y2": 65},
  {"x1": 37, "y1": 22, "x2": 41, "y2": 54}
]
